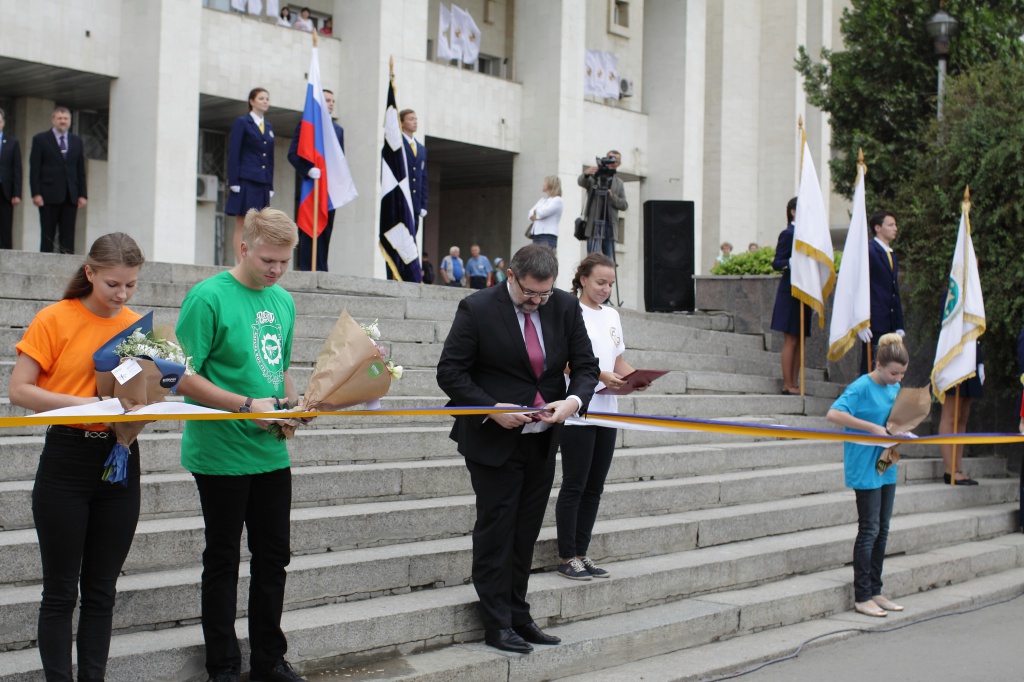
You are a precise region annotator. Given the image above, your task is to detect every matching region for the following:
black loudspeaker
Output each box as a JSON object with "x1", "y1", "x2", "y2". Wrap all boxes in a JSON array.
[{"x1": 644, "y1": 200, "x2": 695, "y2": 312}]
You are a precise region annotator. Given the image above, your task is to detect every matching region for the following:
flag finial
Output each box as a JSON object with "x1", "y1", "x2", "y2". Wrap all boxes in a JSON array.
[
  {"x1": 858, "y1": 148, "x2": 864, "y2": 164},
  {"x1": 798, "y1": 115, "x2": 804, "y2": 131},
  {"x1": 389, "y1": 55, "x2": 394, "y2": 77},
  {"x1": 312, "y1": 29, "x2": 318, "y2": 47},
  {"x1": 963, "y1": 185, "x2": 970, "y2": 202}
]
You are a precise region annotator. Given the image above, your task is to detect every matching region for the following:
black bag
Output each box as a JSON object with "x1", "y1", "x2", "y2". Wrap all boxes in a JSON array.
[{"x1": 574, "y1": 217, "x2": 587, "y2": 241}]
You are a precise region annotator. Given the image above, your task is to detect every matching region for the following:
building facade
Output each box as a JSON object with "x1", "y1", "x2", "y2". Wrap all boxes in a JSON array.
[{"x1": 0, "y1": 0, "x2": 849, "y2": 302}]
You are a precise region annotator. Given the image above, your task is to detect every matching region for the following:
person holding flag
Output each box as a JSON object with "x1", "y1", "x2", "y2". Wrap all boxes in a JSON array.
[
  {"x1": 288, "y1": 88, "x2": 345, "y2": 272},
  {"x1": 931, "y1": 187, "x2": 985, "y2": 486},
  {"x1": 770, "y1": 196, "x2": 811, "y2": 395},
  {"x1": 379, "y1": 60, "x2": 422, "y2": 282},
  {"x1": 860, "y1": 210, "x2": 905, "y2": 374},
  {"x1": 290, "y1": 40, "x2": 357, "y2": 273},
  {"x1": 828, "y1": 151, "x2": 872, "y2": 365}
]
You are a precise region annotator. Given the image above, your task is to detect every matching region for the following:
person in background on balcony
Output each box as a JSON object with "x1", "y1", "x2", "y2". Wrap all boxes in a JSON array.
[
  {"x1": 716, "y1": 241, "x2": 733, "y2": 264},
  {"x1": 748, "y1": 242, "x2": 760, "y2": 252},
  {"x1": 276, "y1": 6, "x2": 292, "y2": 27},
  {"x1": 492, "y1": 257, "x2": 507, "y2": 286},
  {"x1": 320, "y1": 17, "x2": 333, "y2": 35},
  {"x1": 30, "y1": 106, "x2": 87, "y2": 254},
  {"x1": 528, "y1": 175, "x2": 563, "y2": 251},
  {"x1": 826, "y1": 333, "x2": 910, "y2": 618},
  {"x1": 466, "y1": 244, "x2": 493, "y2": 290},
  {"x1": 9, "y1": 233, "x2": 146, "y2": 682},
  {"x1": 0, "y1": 108, "x2": 22, "y2": 249},
  {"x1": 287, "y1": 89, "x2": 344, "y2": 272},
  {"x1": 293, "y1": 7, "x2": 314, "y2": 32},
  {"x1": 770, "y1": 196, "x2": 811, "y2": 395},
  {"x1": 556, "y1": 253, "x2": 641, "y2": 581},
  {"x1": 226, "y1": 88, "x2": 274, "y2": 265},
  {"x1": 440, "y1": 245, "x2": 466, "y2": 288}
]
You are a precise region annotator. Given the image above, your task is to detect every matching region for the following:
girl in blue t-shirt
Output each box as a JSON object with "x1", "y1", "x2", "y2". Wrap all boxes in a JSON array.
[{"x1": 826, "y1": 333, "x2": 910, "y2": 618}]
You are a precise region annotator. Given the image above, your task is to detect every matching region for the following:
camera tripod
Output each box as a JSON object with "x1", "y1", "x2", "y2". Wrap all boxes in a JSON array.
[{"x1": 587, "y1": 173, "x2": 623, "y2": 307}]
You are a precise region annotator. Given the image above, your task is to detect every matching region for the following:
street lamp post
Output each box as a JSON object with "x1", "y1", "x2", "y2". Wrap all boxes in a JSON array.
[{"x1": 926, "y1": 9, "x2": 959, "y2": 121}]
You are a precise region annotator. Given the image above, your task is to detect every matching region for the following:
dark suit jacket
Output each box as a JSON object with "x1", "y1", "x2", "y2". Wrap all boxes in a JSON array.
[
  {"x1": 868, "y1": 239, "x2": 904, "y2": 334},
  {"x1": 436, "y1": 284, "x2": 599, "y2": 467},
  {"x1": 403, "y1": 136, "x2": 427, "y2": 215},
  {"x1": 227, "y1": 115, "x2": 274, "y2": 187},
  {"x1": 0, "y1": 134, "x2": 21, "y2": 200},
  {"x1": 29, "y1": 130, "x2": 86, "y2": 204},
  {"x1": 287, "y1": 119, "x2": 345, "y2": 176}
]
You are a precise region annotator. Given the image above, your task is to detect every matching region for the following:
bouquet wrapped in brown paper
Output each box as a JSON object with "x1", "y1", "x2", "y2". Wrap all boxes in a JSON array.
[
  {"x1": 876, "y1": 386, "x2": 932, "y2": 474},
  {"x1": 93, "y1": 312, "x2": 193, "y2": 484},
  {"x1": 270, "y1": 309, "x2": 398, "y2": 440}
]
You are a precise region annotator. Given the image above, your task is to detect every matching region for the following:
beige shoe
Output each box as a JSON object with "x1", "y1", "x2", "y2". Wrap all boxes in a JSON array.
[
  {"x1": 872, "y1": 595, "x2": 904, "y2": 612},
  {"x1": 855, "y1": 599, "x2": 887, "y2": 617}
]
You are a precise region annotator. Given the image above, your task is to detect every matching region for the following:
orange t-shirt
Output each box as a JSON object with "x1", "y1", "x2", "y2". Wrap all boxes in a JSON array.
[{"x1": 16, "y1": 298, "x2": 142, "y2": 431}]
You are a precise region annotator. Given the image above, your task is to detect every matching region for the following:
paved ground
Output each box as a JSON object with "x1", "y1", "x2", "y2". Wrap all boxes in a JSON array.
[{"x1": 730, "y1": 592, "x2": 1023, "y2": 682}]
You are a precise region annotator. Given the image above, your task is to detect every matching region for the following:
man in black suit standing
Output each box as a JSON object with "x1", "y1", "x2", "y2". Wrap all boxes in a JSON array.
[
  {"x1": 437, "y1": 244, "x2": 599, "y2": 654},
  {"x1": 0, "y1": 108, "x2": 22, "y2": 250},
  {"x1": 30, "y1": 106, "x2": 87, "y2": 254}
]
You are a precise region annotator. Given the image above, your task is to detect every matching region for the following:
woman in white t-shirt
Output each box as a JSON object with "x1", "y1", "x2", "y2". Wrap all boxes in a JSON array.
[
  {"x1": 528, "y1": 175, "x2": 564, "y2": 251},
  {"x1": 555, "y1": 253, "x2": 643, "y2": 581}
]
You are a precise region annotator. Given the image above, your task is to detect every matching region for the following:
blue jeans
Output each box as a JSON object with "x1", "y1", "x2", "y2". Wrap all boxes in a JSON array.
[
  {"x1": 587, "y1": 235, "x2": 615, "y2": 261},
  {"x1": 531, "y1": 234, "x2": 558, "y2": 250},
  {"x1": 853, "y1": 484, "x2": 895, "y2": 602}
]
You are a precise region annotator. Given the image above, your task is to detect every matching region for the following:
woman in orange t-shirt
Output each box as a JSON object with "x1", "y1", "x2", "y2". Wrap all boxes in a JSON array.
[{"x1": 10, "y1": 232, "x2": 145, "y2": 681}]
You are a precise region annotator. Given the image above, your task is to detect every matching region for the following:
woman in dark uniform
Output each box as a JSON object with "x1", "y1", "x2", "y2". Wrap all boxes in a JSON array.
[
  {"x1": 226, "y1": 87, "x2": 274, "y2": 263},
  {"x1": 770, "y1": 196, "x2": 812, "y2": 395}
]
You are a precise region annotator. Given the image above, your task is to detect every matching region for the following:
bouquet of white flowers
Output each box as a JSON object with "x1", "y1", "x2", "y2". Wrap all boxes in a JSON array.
[{"x1": 93, "y1": 311, "x2": 193, "y2": 484}]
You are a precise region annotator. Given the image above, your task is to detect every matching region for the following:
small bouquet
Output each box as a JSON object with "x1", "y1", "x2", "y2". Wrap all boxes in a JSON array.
[
  {"x1": 269, "y1": 310, "x2": 400, "y2": 441},
  {"x1": 93, "y1": 311, "x2": 193, "y2": 484},
  {"x1": 876, "y1": 386, "x2": 930, "y2": 474}
]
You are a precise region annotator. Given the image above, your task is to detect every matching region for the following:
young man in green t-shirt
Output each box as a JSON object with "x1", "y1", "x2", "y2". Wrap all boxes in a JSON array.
[{"x1": 176, "y1": 208, "x2": 305, "y2": 682}]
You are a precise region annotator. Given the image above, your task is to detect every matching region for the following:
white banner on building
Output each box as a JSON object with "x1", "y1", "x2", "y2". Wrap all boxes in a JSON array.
[{"x1": 438, "y1": 4, "x2": 453, "y2": 60}]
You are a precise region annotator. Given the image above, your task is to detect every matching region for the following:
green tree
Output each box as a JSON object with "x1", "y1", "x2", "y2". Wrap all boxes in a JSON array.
[
  {"x1": 796, "y1": 0, "x2": 1024, "y2": 203},
  {"x1": 895, "y1": 60, "x2": 1024, "y2": 434}
]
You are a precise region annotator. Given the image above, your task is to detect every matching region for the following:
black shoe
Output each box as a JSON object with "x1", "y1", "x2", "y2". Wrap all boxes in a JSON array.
[
  {"x1": 557, "y1": 557, "x2": 592, "y2": 580},
  {"x1": 513, "y1": 622, "x2": 561, "y2": 645},
  {"x1": 943, "y1": 473, "x2": 979, "y2": 486},
  {"x1": 250, "y1": 659, "x2": 306, "y2": 682},
  {"x1": 580, "y1": 556, "x2": 610, "y2": 578},
  {"x1": 209, "y1": 673, "x2": 239, "y2": 682},
  {"x1": 484, "y1": 628, "x2": 534, "y2": 653}
]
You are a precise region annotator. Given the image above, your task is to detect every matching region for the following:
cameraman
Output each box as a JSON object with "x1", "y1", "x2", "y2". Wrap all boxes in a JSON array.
[{"x1": 577, "y1": 150, "x2": 627, "y2": 260}]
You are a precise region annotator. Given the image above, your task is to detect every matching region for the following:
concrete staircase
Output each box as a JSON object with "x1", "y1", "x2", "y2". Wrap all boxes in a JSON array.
[{"x1": 0, "y1": 250, "x2": 1017, "y2": 682}]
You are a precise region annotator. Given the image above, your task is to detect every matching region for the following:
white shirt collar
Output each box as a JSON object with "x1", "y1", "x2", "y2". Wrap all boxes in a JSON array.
[
  {"x1": 403, "y1": 132, "x2": 416, "y2": 144},
  {"x1": 873, "y1": 237, "x2": 893, "y2": 253},
  {"x1": 249, "y1": 111, "x2": 265, "y2": 126}
]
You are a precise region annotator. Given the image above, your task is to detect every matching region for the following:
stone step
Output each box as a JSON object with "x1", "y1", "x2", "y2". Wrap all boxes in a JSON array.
[
  {"x1": 558, "y1": 561, "x2": 1024, "y2": 682},
  {"x1": 0, "y1": 473, "x2": 1014, "y2": 590},
  {"x1": 0, "y1": 506, "x2": 1017, "y2": 677},
  {"x1": 627, "y1": 349, "x2": 825, "y2": 382},
  {"x1": 0, "y1": 442, "x2": 849, "y2": 530}
]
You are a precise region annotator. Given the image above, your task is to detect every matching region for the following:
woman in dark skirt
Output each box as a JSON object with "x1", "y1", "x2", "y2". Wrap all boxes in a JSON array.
[
  {"x1": 770, "y1": 196, "x2": 812, "y2": 395},
  {"x1": 226, "y1": 87, "x2": 274, "y2": 263}
]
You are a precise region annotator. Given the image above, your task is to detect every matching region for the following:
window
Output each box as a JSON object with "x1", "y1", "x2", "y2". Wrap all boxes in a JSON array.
[
  {"x1": 74, "y1": 110, "x2": 108, "y2": 161},
  {"x1": 608, "y1": 0, "x2": 630, "y2": 38}
]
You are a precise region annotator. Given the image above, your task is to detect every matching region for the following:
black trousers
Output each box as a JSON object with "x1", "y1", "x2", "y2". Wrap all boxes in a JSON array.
[
  {"x1": 0, "y1": 189, "x2": 13, "y2": 249},
  {"x1": 297, "y1": 209, "x2": 334, "y2": 272},
  {"x1": 32, "y1": 428, "x2": 141, "y2": 682},
  {"x1": 39, "y1": 200, "x2": 78, "y2": 254},
  {"x1": 556, "y1": 425, "x2": 617, "y2": 559},
  {"x1": 193, "y1": 468, "x2": 292, "y2": 677},
  {"x1": 465, "y1": 432, "x2": 555, "y2": 631}
]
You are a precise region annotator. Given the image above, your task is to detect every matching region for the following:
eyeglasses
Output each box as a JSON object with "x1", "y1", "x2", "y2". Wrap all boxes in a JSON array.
[{"x1": 512, "y1": 276, "x2": 554, "y2": 300}]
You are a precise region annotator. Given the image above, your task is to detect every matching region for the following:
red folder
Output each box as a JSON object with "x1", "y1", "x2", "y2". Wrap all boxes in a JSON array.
[{"x1": 596, "y1": 369, "x2": 669, "y2": 395}]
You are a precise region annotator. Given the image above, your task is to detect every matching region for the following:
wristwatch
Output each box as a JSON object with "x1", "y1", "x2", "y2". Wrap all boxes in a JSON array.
[{"x1": 239, "y1": 397, "x2": 253, "y2": 413}]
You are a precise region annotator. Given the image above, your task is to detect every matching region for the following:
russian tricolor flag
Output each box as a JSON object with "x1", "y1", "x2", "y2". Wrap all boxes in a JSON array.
[{"x1": 297, "y1": 47, "x2": 357, "y2": 238}]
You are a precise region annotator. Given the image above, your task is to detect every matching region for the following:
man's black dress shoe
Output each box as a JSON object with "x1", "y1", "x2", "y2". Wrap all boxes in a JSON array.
[
  {"x1": 513, "y1": 622, "x2": 561, "y2": 645},
  {"x1": 484, "y1": 628, "x2": 533, "y2": 653}
]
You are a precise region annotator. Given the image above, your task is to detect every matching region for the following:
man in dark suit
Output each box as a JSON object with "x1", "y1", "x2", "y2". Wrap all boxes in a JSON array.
[
  {"x1": 0, "y1": 108, "x2": 22, "y2": 250},
  {"x1": 399, "y1": 109, "x2": 427, "y2": 219},
  {"x1": 288, "y1": 89, "x2": 345, "y2": 272},
  {"x1": 30, "y1": 106, "x2": 87, "y2": 254},
  {"x1": 860, "y1": 210, "x2": 905, "y2": 373},
  {"x1": 437, "y1": 244, "x2": 599, "y2": 654}
]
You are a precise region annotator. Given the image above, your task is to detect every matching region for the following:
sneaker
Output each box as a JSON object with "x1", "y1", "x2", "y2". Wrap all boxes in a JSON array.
[
  {"x1": 251, "y1": 660, "x2": 306, "y2": 682},
  {"x1": 557, "y1": 557, "x2": 592, "y2": 580},
  {"x1": 580, "y1": 556, "x2": 610, "y2": 578}
]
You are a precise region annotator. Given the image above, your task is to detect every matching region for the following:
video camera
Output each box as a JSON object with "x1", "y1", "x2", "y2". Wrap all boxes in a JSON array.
[{"x1": 593, "y1": 155, "x2": 618, "y2": 188}]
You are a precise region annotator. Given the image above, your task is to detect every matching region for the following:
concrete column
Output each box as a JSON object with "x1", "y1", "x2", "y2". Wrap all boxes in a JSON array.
[
  {"x1": 12, "y1": 98, "x2": 55, "y2": 252},
  {"x1": 107, "y1": 0, "x2": 201, "y2": 264},
  {"x1": 642, "y1": 0, "x2": 706, "y2": 273},
  {"x1": 702, "y1": 0, "x2": 762, "y2": 272},
  {"x1": 512, "y1": 0, "x2": 588, "y2": 291}
]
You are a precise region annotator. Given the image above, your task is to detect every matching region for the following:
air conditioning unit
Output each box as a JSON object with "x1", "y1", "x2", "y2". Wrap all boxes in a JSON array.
[
  {"x1": 197, "y1": 174, "x2": 219, "y2": 202},
  {"x1": 619, "y1": 77, "x2": 634, "y2": 97}
]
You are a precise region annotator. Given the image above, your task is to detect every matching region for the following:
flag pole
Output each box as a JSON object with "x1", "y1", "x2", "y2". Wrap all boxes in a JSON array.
[
  {"x1": 798, "y1": 115, "x2": 806, "y2": 397},
  {"x1": 950, "y1": 383, "x2": 960, "y2": 486},
  {"x1": 859, "y1": 148, "x2": 873, "y2": 372},
  {"x1": 311, "y1": 29, "x2": 320, "y2": 273}
]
